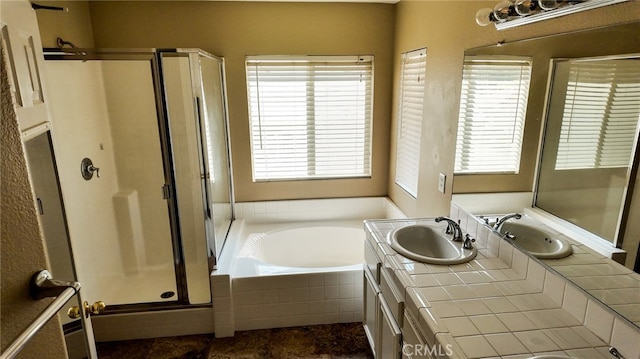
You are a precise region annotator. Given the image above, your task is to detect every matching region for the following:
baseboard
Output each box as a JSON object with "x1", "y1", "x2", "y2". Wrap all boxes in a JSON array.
[{"x1": 92, "y1": 307, "x2": 214, "y2": 342}]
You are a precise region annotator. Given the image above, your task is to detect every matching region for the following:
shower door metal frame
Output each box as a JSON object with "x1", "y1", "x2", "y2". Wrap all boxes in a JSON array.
[
  {"x1": 43, "y1": 48, "x2": 194, "y2": 313},
  {"x1": 165, "y1": 48, "x2": 235, "y2": 270}
]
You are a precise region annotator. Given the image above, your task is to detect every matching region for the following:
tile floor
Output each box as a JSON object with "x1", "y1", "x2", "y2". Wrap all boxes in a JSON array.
[{"x1": 96, "y1": 322, "x2": 373, "y2": 359}]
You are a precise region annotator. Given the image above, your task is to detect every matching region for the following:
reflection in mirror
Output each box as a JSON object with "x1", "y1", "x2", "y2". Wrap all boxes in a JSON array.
[
  {"x1": 24, "y1": 130, "x2": 91, "y2": 359},
  {"x1": 536, "y1": 55, "x2": 640, "y2": 244},
  {"x1": 456, "y1": 22, "x2": 640, "y2": 330},
  {"x1": 455, "y1": 55, "x2": 532, "y2": 174}
]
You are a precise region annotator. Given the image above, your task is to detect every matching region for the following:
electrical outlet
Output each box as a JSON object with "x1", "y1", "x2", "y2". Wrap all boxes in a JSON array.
[{"x1": 438, "y1": 172, "x2": 446, "y2": 193}]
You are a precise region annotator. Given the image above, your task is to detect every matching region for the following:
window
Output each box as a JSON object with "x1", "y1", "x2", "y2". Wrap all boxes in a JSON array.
[
  {"x1": 395, "y1": 48, "x2": 427, "y2": 197},
  {"x1": 555, "y1": 59, "x2": 640, "y2": 170},
  {"x1": 454, "y1": 56, "x2": 532, "y2": 174},
  {"x1": 246, "y1": 56, "x2": 373, "y2": 181}
]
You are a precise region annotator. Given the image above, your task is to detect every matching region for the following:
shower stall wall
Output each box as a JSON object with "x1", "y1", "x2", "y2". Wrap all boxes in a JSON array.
[{"x1": 43, "y1": 48, "x2": 233, "y2": 312}]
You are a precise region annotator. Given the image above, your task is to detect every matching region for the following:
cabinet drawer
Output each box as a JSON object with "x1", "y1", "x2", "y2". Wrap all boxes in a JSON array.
[
  {"x1": 364, "y1": 239, "x2": 381, "y2": 283},
  {"x1": 380, "y1": 267, "x2": 404, "y2": 327}
]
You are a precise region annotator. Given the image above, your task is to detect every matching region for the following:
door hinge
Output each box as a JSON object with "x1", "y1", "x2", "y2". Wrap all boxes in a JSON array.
[{"x1": 162, "y1": 184, "x2": 172, "y2": 199}]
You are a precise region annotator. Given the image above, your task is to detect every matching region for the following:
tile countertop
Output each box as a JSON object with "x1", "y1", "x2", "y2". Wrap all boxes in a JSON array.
[{"x1": 363, "y1": 215, "x2": 640, "y2": 359}]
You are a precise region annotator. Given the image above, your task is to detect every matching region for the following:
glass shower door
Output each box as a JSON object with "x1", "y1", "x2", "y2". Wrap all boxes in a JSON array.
[
  {"x1": 196, "y1": 53, "x2": 234, "y2": 262},
  {"x1": 161, "y1": 50, "x2": 233, "y2": 304},
  {"x1": 45, "y1": 55, "x2": 180, "y2": 307}
]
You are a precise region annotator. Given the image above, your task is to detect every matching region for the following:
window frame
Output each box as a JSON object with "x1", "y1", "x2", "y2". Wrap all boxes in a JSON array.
[
  {"x1": 245, "y1": 55, "x2": 374, "y2": 182},
  {"x1": 394, "y1": 48, "x2": 427, "y2": 198}
]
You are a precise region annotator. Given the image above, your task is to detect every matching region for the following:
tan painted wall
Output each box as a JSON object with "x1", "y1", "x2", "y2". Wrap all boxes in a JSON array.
[
  {"x1": 85, "y1": 1, "x2": 395, "y2": 202},
  {"x1": 389, "y1": 0, "x2": 640, "y2": 217},
  {"x1": 36, "y1": 0, "x2": 95, "y2": 48},
  {"x1": 1, "y1": 50, "x2": 67, "y2": 359},
  {"x1": 36, "y1": 2, "x2": 640, "y2": 265}
]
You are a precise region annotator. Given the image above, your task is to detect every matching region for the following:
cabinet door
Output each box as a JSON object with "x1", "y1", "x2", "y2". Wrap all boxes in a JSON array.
[
  {"x1": 378, "y1": 293, "x2": 402, "y2": 359},
  {"x1": 363, "y1": 269, "x2": 380, "y2": 357},
  {"x1": 402, "y1": 311, "x2": 433, "y2": 359}
]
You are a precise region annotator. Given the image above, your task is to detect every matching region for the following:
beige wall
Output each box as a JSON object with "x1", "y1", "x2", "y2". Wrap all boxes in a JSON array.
[
  {"x1": 36, "y1": 1, "x2": 640, "y2": 257},
  {"x1": 1, "y1": 51, "x2": 67, "y2": 359},
  {"x1": 36, "y1": 0, "x2": 95, "y2": 48},
  {"x1": 84, "y1": 1, "x2": 395, "y2": 202},
  {"x1": 389, "y1": 0, "x2": 640, "y2": 217}
]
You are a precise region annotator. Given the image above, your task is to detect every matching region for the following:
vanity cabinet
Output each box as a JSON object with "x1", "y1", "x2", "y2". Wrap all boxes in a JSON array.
[
  {"x1": 364, "y1": 227, "x2": 439, "y2": 359},
  {"x1": 363, "y1": 237, "x2": 404, "y2": 359}
]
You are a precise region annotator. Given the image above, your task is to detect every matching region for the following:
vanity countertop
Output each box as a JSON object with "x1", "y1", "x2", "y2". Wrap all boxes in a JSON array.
[{"x1": 364, "y1": 216, "x2": 640, "y2": 359}]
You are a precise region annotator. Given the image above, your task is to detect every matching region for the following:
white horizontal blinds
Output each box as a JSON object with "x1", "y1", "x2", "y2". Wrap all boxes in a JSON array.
[
  {"x1": 246, "y1": 56, "x2": 373, "y2": 181},
  {"x1": 555, "y1": 59, "x2": 640, "y2": 170},
  {"x1": 395, "y1": 48, "x2": 427, "y2": 197},
  {"x1": 455, "y1": 56, "x2": 532, "y2": 174}
]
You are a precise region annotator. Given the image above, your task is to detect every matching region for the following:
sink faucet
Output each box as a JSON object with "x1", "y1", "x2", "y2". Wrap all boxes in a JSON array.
[
  {"x1": 463, "y1": 234, "x2": 475, "y2": 249},
  {"x1": 434, "y1": 217, "x2": 463, "y2": 241},
  {"x1": 493, "y1": 213, "x2": 522, "y2": 230}
]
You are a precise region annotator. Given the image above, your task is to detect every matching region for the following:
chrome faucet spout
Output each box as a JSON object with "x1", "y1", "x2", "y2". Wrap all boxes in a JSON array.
[
  {"x1": 493, "y1": 213, "x2": 522, "y2": 230},
  {"x1": 434, "y1": 216, "x2": 463, "y2": 241}
]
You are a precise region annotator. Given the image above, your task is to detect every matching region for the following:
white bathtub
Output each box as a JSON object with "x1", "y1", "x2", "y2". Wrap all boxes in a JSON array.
[
  {"x1": 211, "y1": 197, "x2": 405, "y2": 336},
  {"x1": 233, "y1": 222, "x2": 365, "y2": 277}
]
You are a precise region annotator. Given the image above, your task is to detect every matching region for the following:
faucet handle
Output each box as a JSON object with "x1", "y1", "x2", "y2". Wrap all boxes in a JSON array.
[{"x1": 463, "y1": 234, "x2": 475, "y2": 249}]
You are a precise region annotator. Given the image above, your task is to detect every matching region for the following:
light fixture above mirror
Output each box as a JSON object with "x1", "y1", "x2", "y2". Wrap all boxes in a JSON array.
[{"x1": 476, "y1": 0, "x2": 630, "y2": 30}]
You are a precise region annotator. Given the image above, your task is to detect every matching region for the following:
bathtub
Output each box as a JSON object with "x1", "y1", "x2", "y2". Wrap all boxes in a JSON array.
[
  {"x1": 211, "y1": 197, "x2": 405, "y2": 337},
  {"x1": 233, "y1": 222, "x2": 365, "y2": 276}
]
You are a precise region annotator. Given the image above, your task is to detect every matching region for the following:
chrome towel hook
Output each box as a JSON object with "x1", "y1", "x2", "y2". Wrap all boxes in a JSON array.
[{"x1": 80, "y1": 157, "x2": 100, "y2": 180}]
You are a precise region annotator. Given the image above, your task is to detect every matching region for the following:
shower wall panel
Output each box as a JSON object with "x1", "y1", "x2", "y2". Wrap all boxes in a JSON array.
[
  {"x1": 44, "y1": 61, "x2": 122, "y2": 301},
  {"x1": 101, "y1": 61, "x2": 174, "y2": 268}
]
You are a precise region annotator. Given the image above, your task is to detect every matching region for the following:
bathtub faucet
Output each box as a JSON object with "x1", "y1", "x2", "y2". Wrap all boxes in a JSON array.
[
  {"x1": 434, "y1": 216, "x2": 463, "y2": 242},
  {"x1": 493, "y1": 213, "x2": 522, "y2": 230}
]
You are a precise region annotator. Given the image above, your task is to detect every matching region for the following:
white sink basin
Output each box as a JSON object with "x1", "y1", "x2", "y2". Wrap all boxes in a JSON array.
[
  {"x1": 499, "y1": 222, "x2": 573, "y2": 259},
  {"x1": 388, "y1": 224, "x2": 477, "y2": 265}
]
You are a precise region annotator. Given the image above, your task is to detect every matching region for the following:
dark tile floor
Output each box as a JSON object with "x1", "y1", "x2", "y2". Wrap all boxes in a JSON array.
[{"x1": 96, "y1": 322, "x2": 374, "y2": 359}]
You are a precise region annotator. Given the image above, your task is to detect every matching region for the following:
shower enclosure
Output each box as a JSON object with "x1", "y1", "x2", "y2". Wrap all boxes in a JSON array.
[{"x1": 43, "y1": 48, "x2": 233, "y2": 313}]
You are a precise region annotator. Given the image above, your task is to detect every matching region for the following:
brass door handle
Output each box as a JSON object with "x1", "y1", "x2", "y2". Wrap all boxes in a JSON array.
[
  {"x1": 67, "y1": 306, "x2": 82, "y2": 319},
  {"x1": 67, "y1": 301, "x2": 106, "y2": 319},
  {"x1": 89, "y1": 301, "x2": 106, "y2": 315}
]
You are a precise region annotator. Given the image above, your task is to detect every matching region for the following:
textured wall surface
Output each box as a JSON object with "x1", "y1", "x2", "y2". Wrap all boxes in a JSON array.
[{"x1": 1, "y1": 48, "x2": 67, "y2": 358}]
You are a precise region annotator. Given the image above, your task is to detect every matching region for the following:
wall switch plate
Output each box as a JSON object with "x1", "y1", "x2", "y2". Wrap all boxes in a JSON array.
[{"x1": 438, "y1": 172, "x2": 446, "y2": 193}]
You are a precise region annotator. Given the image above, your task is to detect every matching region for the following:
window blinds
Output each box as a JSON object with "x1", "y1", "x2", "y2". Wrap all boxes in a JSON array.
[
  {"x1": 455, "y1": 56, "x2": 532, "y2": 174},
  {"x1": 395, "y1": 48, "x2": 427, "y2": 198},
  {"x1": 246, "y1": 56, "x2": 373, "y2": 181},
  {"x1": 555, "y1": 59, "x2": 640, "y2": 170}
]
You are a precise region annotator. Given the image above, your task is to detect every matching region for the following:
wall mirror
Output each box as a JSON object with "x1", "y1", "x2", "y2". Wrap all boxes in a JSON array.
[
  {"x1": 459, "y1": 21, "x2": 640, "y2": 329},
  {"x1": 536, "y1": 54, "x2": 640, "y2": 245}
]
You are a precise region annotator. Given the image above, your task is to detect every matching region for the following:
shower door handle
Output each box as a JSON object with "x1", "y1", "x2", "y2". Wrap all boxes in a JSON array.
[{"x1": 195, "y1": 96, "x2": 212, "y2": 219}]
